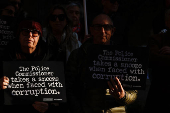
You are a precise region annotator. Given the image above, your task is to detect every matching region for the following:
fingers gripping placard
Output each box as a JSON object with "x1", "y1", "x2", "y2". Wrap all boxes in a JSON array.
[
  {"x1": 87, "y1": 45, "x2": 148, "y2": 90},
  {"x1": 3, "y1": 61, "x2": 66, "y2": 105}
]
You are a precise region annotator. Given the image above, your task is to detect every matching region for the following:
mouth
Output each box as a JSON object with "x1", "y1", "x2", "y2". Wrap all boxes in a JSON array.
[
  {"x1": 25, "y1": 39, "x2": 33, "y2": 43},
  {"x1": 100, "y1": 36, "x2": 107, "y2": 39}
]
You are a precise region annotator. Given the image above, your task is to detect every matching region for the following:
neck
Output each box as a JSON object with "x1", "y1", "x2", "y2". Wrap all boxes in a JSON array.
[{"x1": 21, "y1": 46, "x2": 36, "y2": 54}]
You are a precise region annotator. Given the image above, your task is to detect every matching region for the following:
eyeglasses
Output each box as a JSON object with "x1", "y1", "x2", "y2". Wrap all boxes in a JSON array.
[
  {"x1": 2, "y1": 9, "x2": 15, "y2": 15},
  {"x1": 91, "y1": 24, "x2": 113, "y2": 31},
  {"x1": 49, "y1": 14, "x2": 66, "y2": 21},
  {"x1": 21, "y1": 28, "x2": 40, "y2": 37}
]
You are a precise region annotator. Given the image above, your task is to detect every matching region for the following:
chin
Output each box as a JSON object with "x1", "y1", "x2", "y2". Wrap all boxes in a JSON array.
[{"x1": 27, "y1": 44, "x2": 34, "y2": 48}]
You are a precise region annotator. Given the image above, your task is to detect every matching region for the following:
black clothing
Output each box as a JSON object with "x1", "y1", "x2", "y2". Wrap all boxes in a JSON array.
[{"x1": 0, "y1": 39, "x2": 67, "y2": 113}]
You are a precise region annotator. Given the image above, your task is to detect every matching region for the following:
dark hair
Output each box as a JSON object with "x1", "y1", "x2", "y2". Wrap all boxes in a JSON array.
[
  {"x1": 17, "y1": 20, "x2": 42, "y2": 36},
  {"x1": 46, "y1": 4, "x2": 77, "y2": 51}
]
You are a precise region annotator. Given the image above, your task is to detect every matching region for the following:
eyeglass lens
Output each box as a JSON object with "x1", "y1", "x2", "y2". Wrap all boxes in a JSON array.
[
  {"x1": 92, "y1": 24, "x2": 113, "y2": 31},
  {"x1": 50, "y1": 14, "x2": 66, "y2": 21},
  {"x1": 21, "y1": 29, "x2": 39, "y2": 36}
]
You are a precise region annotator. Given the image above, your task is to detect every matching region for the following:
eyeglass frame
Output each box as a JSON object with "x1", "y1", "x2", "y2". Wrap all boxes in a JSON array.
[
  {"x1": 20, "y1": 28, "x2": 40, "y2": 37},
  {"x1": 91, "y1": 24, "x2": 114, "y2": 31},
  {"x1": 49, "y1": 14, "x2": 66, "y2": 22}
]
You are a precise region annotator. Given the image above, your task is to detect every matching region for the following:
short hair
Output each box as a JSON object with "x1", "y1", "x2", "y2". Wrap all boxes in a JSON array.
[{"x1": 66, "y1": 1, "x2": 84, "y2": 19}]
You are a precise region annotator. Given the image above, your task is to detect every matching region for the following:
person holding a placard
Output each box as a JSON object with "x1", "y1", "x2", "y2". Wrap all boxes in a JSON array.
[
  {"x1": 65, "y1": 13, "x2": 138, "y2": 113},
  {"x1": 0, "y1": 19, "x2": 67, "y2": 113}
]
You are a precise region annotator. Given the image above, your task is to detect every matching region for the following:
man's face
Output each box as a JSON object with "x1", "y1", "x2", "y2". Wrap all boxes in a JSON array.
[
  {"x1": 102, "y1": 0, "x2": 119, "y2": 13},
  {"x1": 67, "y1": 6, "x2": 80, "y2": 26},
  {"x1": 90, "y1": 15, "x2": 115, "y2": 45}
]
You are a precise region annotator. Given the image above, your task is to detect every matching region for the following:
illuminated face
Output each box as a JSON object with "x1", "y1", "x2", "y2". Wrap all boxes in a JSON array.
[
  {"x1": 1, "y1": 5, "x2": 15, "y2": 17},
  {"x1": 90, "y1": 14, "x2": 115, "y2": 45},
  {"x1": 67, "y1": 5, "x2": 80, "y2": 26},
  {"x1": 19, "y1": 28, "x2": 40, "y2": 48},
  {"x1": 49, "y1": 9, "x2": 67, "y2": 32}
]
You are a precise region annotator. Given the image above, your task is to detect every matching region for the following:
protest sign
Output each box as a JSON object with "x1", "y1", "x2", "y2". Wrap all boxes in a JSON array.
[
  {"x1": 86, "y1": 45, "x2": 148, "y2": 90},
  {"x1": 3, "y1": 61, "x2": 66, "y2": 105}
]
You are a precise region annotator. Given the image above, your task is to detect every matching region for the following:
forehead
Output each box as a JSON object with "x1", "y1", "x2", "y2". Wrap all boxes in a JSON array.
[
  {"x1": 67, "y1": 6, "x2": 80, "y2": 11},
  {"x1": 92, "y1": 15, "x2": 113, "y2": 25},
  {"x1": 52, "y1": 9, "x2": 64, "y2": 15}
]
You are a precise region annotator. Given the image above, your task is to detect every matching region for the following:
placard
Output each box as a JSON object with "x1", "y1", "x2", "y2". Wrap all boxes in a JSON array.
[
  {"x1": 3, "y1": 61, "x2": 66, "y2": 105},
  {"x1": 86, "y1": 45, "x2": 148, "y2": 90},
  {"x1": 0, "y1": 16, "x2": 16, "y2": 50}
]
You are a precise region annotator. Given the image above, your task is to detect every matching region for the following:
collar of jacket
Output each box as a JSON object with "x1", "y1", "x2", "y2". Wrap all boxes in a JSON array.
[{"x1": 81, "y1": 37, "x2": 94, "y2": 54}]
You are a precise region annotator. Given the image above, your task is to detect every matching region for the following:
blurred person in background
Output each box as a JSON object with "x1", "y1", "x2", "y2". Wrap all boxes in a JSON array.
[
  {"x1": 66, "y1": 1, "x2": 85, "y2": 43},
  {"x1": 44, "y1": 4, "x2": 81, "y2": 65}
]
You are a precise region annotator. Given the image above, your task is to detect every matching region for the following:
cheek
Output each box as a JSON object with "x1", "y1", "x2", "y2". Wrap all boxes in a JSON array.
[
  {"x1": 34, "y1": 37, "x2": 40, "y2": 45},
  {"x1": 62, "y1": 20, "x2": 67, "y2": 27}
]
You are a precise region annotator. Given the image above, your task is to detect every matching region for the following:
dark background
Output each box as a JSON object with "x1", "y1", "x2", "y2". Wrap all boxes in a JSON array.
[
  {"x1": 21, "y1": 0, "x2": 164, "y2": 47},
  {"x1": 1, "y1": 0, "x2": 164, "y2": 112}
]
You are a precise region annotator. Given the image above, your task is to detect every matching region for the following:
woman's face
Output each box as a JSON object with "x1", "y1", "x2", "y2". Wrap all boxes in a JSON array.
[
  {"x1": 49, "y1": 9, "x2": 67, "y2": 32},
  {"x1": 19, "y1": 28, "x2": 40, "y2": 49}
]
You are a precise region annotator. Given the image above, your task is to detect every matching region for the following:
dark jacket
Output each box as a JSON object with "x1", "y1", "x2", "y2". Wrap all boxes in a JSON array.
[
  {"x1": 65, "y1": 38, "x2": 137, "y2": 113},
  {"x1": 0, "y1": 39, "x2": 67, "y2": 113}
]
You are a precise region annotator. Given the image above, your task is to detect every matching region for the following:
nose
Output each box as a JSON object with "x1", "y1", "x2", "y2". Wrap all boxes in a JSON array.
[
  {"x1": 29, "y1": 32, "x2": 33, "y2": 37},
  {"x1": 56, "y1": 17, "x2": 59, "y2": 21},
  {"x1": 101, "y1": 27, "x2": 105, "y2": 33}
]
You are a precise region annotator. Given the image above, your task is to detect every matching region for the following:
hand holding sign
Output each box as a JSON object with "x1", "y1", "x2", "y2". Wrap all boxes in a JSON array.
[
  {"x1": 0, "y1": 76, "x2": 9, "y2": 90},
  {"x1": 159, "y1": 46, "x2": 170, "y2": 55},
  {"x1": 107, "y1": 77, "x2": 125, "y2": 99}
]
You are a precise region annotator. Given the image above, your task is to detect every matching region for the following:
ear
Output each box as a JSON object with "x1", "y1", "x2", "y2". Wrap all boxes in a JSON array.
[{"x1": 111, "y1": 27, "x2": 116, "y2": 36}]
